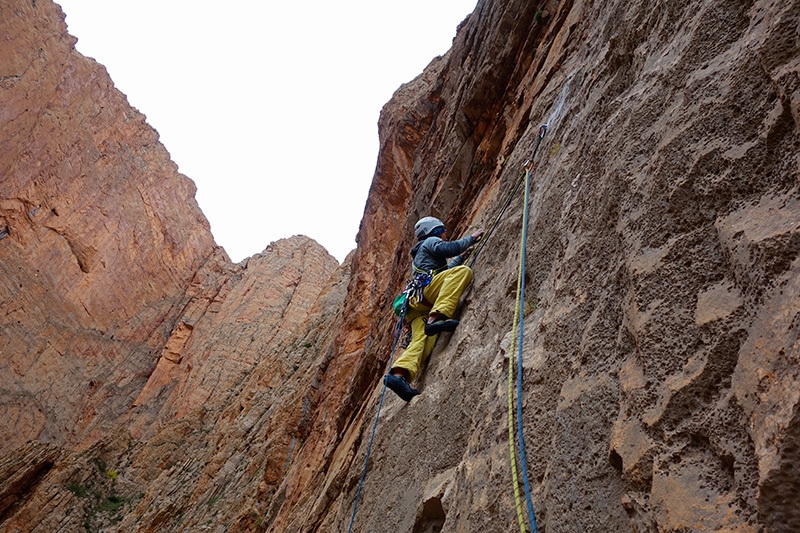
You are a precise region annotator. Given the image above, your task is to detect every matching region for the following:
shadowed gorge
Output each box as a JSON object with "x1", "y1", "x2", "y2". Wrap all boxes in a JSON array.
[{"x1": 1, "y1": 0, "x2": 799, "y2": 531}]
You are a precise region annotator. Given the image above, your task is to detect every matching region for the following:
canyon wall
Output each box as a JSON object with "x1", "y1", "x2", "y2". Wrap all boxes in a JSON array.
[
  {"x1": 284, "y1": 0, "x2": 800, "y2": 530},
  {"x1": 1, "y1": 0, "x2": 799, "y2": 532},
  {"x1": 0, "y1": 0, "x2": 220, "y2": 456}
]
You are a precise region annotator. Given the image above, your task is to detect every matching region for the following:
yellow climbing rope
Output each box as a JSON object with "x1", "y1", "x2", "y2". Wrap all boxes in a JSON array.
[
  {"x1": 507, "y1": 124, "x2": 546, "y2": 532},
  {"x1": 507, "y1": 168, "x2": 528, "y2": 532}
]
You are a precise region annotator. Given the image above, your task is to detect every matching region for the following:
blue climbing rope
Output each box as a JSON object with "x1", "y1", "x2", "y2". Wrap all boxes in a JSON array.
[
  {"x1": 348, "y1": 295, "x2": 409, "y2": 533},
  {"x1": 516, "y1": 166, "x2": 538, "y2": 532},
  {"x1": 516, "y1": 124, "x2": 547, "y2": 532}
]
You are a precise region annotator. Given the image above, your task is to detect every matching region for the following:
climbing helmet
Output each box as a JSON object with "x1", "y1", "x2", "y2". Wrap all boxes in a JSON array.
[{"x1": 414, "y1": 216, "x2": 445, "y2": 240}]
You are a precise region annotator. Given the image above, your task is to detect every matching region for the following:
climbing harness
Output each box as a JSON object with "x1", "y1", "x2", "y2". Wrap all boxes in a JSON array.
[
  {"x1": 393, "y1": 261, "x2": 448, "y2": 316},
  {"x1": 408, "y1": 264, "x2": 435, "y2": 306},
  {"x1": 349, "y1": 294, "x2": 409, "y2": 533},
  {"x1": 507, "y1": 124, "x2": 547, "y2": 533}
]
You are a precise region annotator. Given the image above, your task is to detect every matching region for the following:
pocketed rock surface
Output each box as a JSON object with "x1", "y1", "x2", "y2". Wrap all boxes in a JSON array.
[{"x1": 1, "y1": 0, "x2": 799, "y2": 532}]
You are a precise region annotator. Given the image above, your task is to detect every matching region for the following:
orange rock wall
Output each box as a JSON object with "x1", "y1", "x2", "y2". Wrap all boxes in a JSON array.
[
  {"x1": 1, "y1": 0, "x2": 799, "y2": 532},
  {"x1": 273, "y1": 0, "x2": 800, "y2": 531},
  {"x1": 0, "y1": 0, "x2": 218, "y2": 456}
]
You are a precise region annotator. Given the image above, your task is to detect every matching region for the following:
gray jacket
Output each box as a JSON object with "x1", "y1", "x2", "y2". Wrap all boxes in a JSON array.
[{"x1": 410, "y1": 235, "x2": 476, "y2": 273}]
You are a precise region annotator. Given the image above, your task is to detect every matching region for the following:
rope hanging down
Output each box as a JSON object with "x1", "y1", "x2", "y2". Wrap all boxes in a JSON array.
[
  {"x1": 508, "y1": 124, "x2": 547, "y2": 533},
  {"x1": 508, "y1": 193, "x2": 527, "y2": 532},
  {"x1": 515, "y1": 166, "x2": 538, "y2": 532},
  {"x1": 348, "y1": 296, "x2": 409, "y2": 533}
]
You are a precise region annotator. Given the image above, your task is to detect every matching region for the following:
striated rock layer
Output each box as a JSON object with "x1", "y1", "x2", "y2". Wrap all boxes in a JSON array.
[
  {"x1": 0, "y1": 0, "x2": 219, "y2": 456},
  {"x1": 1, "y1": 1, "x2": 347, "y2": 531},
  {"x1": 2, "y1": 0, "x2": 800, "y2": 532}
]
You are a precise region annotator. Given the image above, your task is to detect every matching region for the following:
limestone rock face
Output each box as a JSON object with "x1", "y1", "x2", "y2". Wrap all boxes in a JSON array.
[
  {"x1": 1, "y1": 1, "x2": 346, "y2": 530},
  {"x1": 274, "y1": 0, "x2": 800, "y2": 531},
  {"x1": 0, "y1": 0, "x2": 218, "y2": 457},
  {"x1": 1, "y1": 0, "x2": 799, "y2": 532}
]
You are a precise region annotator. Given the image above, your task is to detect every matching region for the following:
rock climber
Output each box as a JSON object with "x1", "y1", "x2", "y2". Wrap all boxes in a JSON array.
[{"x1": 385, "y1": 216, "x2": 484, "y2": 401}]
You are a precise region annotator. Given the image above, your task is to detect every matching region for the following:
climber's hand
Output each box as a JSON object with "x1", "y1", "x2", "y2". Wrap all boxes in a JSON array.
[{"x1": 471, "y1": 229, "x2": 485, "y2": 241}]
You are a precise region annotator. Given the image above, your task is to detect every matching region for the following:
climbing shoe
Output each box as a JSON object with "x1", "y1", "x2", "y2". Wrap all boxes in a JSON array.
[
  {"x1": 424, "y1": 318, "x2": 460, "y2": 336},
  {"x1": 384, "y1": 374, "x2": 420, "y2": 402}
]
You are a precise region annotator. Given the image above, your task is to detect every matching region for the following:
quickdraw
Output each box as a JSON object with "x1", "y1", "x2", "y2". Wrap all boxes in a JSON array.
[
  {"x1": 393, "y1": 264, "x2": 442, "y2": 316},
  {"x1": 408, "y1": 265, "x2": 434, "y2": 307}
]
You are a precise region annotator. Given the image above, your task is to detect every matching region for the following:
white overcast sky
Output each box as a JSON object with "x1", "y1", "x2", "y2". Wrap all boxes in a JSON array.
[{"x1": 55, "y1": 1, "x2": 478, "y2": 263}]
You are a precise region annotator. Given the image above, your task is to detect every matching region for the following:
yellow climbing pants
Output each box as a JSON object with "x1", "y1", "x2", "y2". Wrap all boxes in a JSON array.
[{"x1": 392, "y1": 265, "x2": 473, "y2": 380}]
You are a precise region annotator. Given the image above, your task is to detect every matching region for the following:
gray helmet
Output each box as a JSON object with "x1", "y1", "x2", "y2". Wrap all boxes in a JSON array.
[{"x1": 414, "y1": 216, "x2": 445, "y2": 240}]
